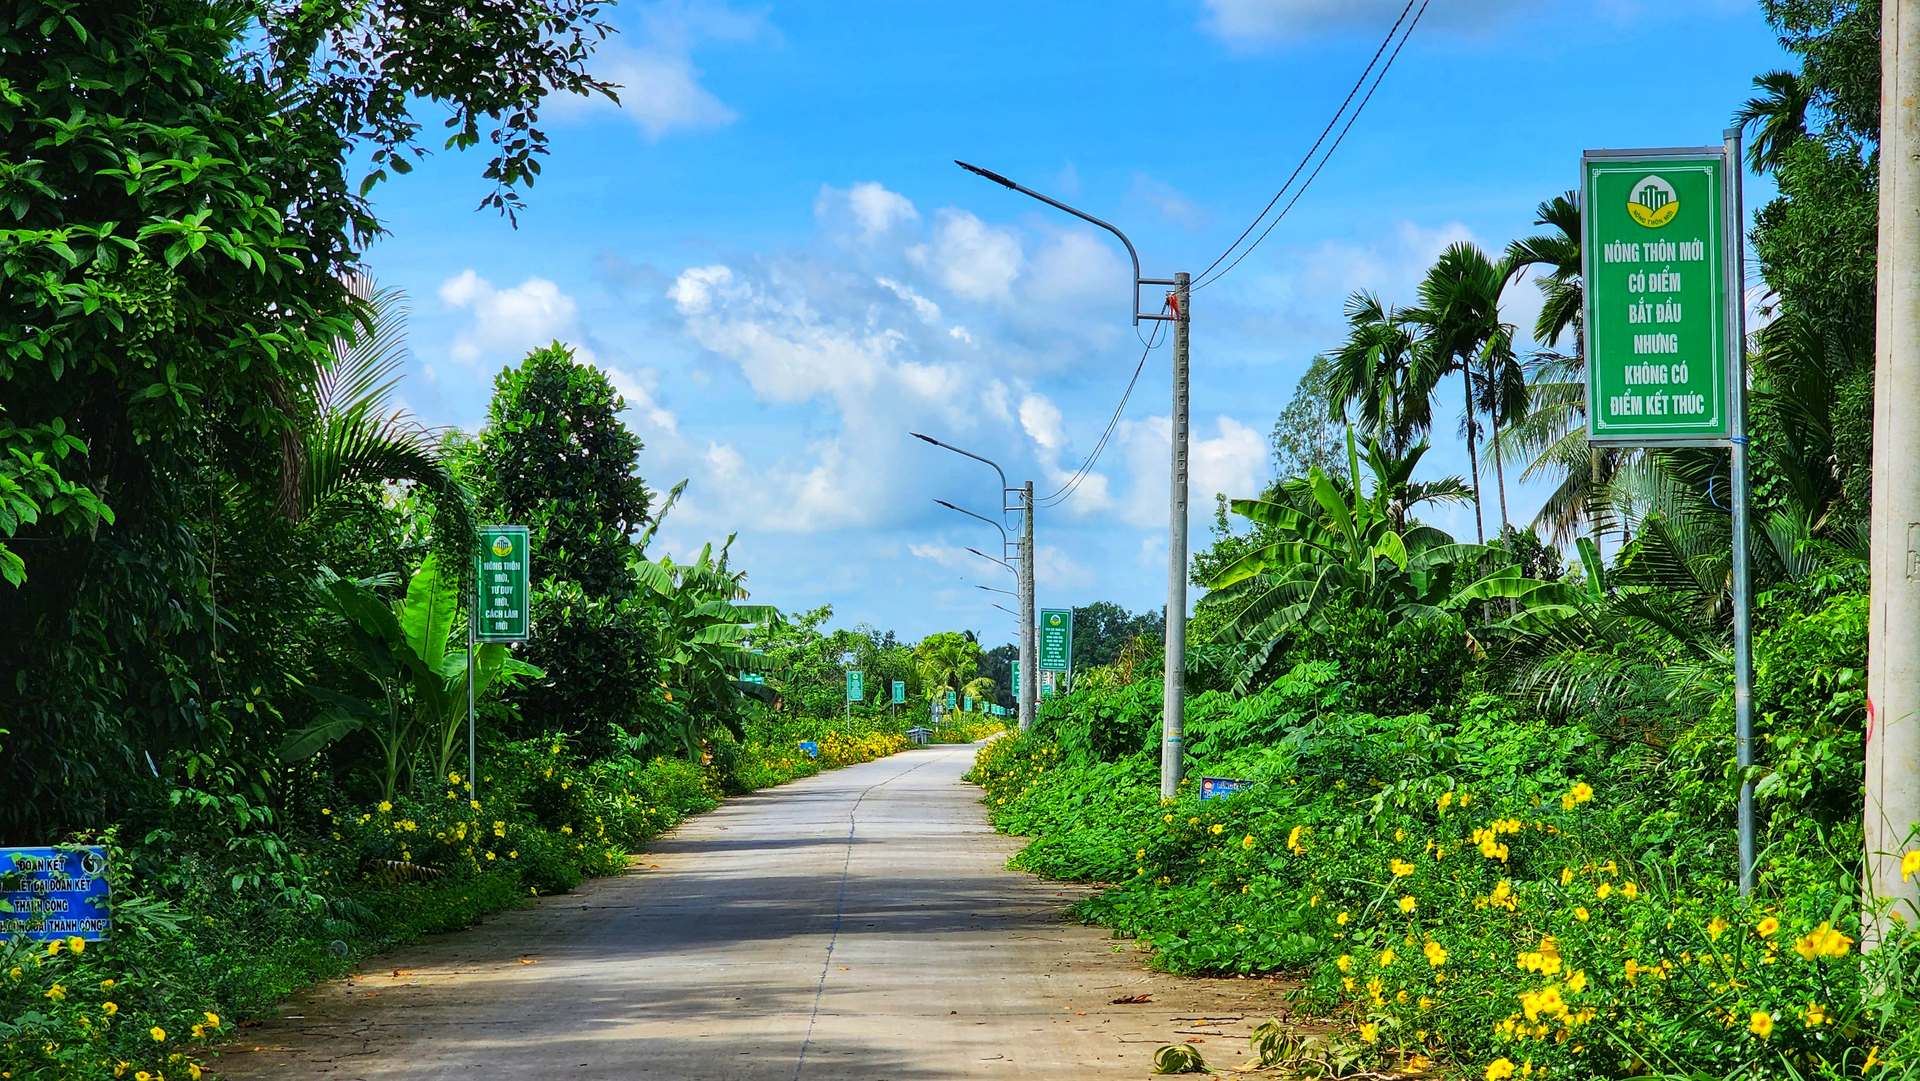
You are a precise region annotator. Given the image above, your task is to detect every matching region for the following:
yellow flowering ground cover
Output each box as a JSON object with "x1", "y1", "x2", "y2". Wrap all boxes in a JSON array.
[
  {"x1": 970, "y1": 644, "x2": 1920, "y2": 1080},
  {"x1": 1, "y1": 722, "x2": 912, "y2": 1080}
]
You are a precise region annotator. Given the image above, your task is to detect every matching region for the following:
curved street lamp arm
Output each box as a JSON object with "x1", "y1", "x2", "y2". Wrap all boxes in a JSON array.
[
  {"x1": 966, "y1": 547, "x2": 1018, "y2": 577},
  {"x1": 935, "y1": 498, "x2": 1010, "y2": 549},
  {"x1": 976, "y1": 584, "x2": 1017, "y2": 597},
  {"x1": 956, "y1": 160, "x2": 1171, "y2": 326},
  {"x1": 911, "y1": 432, "x2": 1009, "y2": 497}
]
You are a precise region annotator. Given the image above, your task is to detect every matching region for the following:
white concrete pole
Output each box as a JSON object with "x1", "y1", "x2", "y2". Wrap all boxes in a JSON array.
[
  {"x1": 1019, "y1": 481, "x2": 1037, "y2": 732},
  {"x1": 1867, "y1": 0, "x2": 1920, "y2": 943},
  {"x1": 1160, "y1": 273, "x2": 1190, "y2": 800}
]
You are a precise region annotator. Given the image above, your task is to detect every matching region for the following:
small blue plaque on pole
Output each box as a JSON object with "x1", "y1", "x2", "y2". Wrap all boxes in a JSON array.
[
  {"x1": 0, "y1": 847, "x2": 111, "y2": 941},
  {"x1": 797, "y1": 741, "x2": 819, "y2": 758},
  {"x1": 1199, "y1": 777, "x2": 1248, "y2": 801}
]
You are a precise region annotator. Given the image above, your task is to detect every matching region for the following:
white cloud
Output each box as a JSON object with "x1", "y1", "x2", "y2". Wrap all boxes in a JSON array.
[
  {"x1": 1128, "y1": 174, "x2": 1209, "y2": 231},
  {"x1": 832, "y1": 182, "x2": 921, "y2": 243},
  {"x1": 1018, "y1": 393, "x2": 1066, "y2": 451},
  {"x1": 876, "y1": 276, "x2": 942, "y2": 324},
  {"x1": 552, "y1": 0, "x2": 772, "y2": 139},
  {"x1": 1117, "y1": 415, "x2": 1269, "y2": 528},
  {"x1": 1026, "y1": 228, "x2": 1129, "y2": 304},
  {"x1": 438, "y1": 270, "x2": 582, "y2": 364},
  {"x1": 1034, "y1": 544, "x2": 1094, "y2": 588},
  {"x1": 909, "y1": 210, "x2": 1023, "y2": 303},
  {"x1": 1201, "y1": 0, "x2": 1529, "y2": 45}
]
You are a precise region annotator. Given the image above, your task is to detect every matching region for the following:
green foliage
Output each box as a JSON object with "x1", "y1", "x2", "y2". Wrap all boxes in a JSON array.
[
  {"x1": 477, "y1": 344, "x2": 652, "y2": 600},
  {"x1": 513, "y1": 582, "x2": 660, "y2": 762},
  {"x1": 972, "y1": 650, "x2": 1919, "y2": 1079}
]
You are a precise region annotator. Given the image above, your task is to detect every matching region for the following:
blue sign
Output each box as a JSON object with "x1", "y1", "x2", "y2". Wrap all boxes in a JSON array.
[
  {"x1": 1, "y1": 847, "x2": 112, "y2": 941},
  {"x1": 797, "y1": 741, "x2": 819, "y2": 758},
  {"x1": 1198, "y1": 777, "x2": 1248, "y2": 801}
]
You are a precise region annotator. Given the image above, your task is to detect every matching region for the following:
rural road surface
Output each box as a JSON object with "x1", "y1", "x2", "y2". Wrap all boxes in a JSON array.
[{"x1": 214, "y1": 743, "x2": 1293, "y2": 1079}]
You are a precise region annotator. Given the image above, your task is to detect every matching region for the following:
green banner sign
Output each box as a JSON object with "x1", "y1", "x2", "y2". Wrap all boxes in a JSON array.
[
  {"x1": 476, "y1": 526, "x2": 531, "y2": 642},
  {"x1": 1583, "y1": 149, "x2": 1732, "y2": 445},
  {"x1": 1011, "y1": 660, "x2": 1019, "y2": 698},
  {"x1": 892, "y1": 680, "x2": 905, "y2": 705},
  {"x1": 1039, "y1": 609, "x2": 1072, "y2": 671},
  {"x1": 945, "y1": 690, "x2": 957, "y2": 710},
  {"x1": 847, "y1": 671, "x2": 863, "y2": 702}
]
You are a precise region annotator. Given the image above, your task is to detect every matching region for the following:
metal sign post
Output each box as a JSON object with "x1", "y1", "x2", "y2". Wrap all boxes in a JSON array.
[
  {"x1": 1583, "y1": 137, "x2": 1752, "y2": 893},
  {"x1": 846, "y1": 670, "x2": 863, "y2": 731},
  {"x1": 474, "y1": 526, "x2": 531, "y2": 803}
]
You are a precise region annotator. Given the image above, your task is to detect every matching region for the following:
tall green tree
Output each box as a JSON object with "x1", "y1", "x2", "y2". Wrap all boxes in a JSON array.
[{"x1": 478, "y1": 344, "x2": 652, "y2": 599}]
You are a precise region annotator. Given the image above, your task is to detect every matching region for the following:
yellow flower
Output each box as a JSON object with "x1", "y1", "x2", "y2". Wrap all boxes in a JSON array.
[
  {"x1": 378, "y1": 801, "x2": 392, "y2": 812},
  {"x1": 136, "y1": 1072, "x2": 152, "y2": 1081},
  {"x1": 1424, "y1": 941, "x2": 1447, "y2": 967},
  {"x1": 7, "y1": 966, "x2": 20, "y2": 980},
  {"x1": 1208, "y1": 823, "x2": 1223, "y2": 835},
  {"x1": 1359, "y1": 1022, "x2": 1378, "y2": 1043},
  {"x1": 190, "y1": 1064, "x2": 204, "y2": 1080},
  {"x1": 1805, "y1": 1002, "x2": 1827, "y2": 1027},
  {"x1": 1757, "y1": 916, "x2": 1780, "y2": 937},
  {"x1": 1162, "y1": 813, "x2": 1173, "y2": 823},
  {"x1": 1288, "y1": 825, "x2": 1306, "y2": 854},
  {"x1": 151, "y1": 1026, "x2": 167, "y2": 1042},
  {"x1": 1337, "y1": 954, "x2": 1353, "y2": 973},
  {"x1": 46, "y1": 940, "x2": 61, "y2": 956},
  {"x1": 1596, "y1": 882, "x2": 1612, "y2": 899},
  {"x1": 44, "y1": 984, "x2": 65, "y2": 1001},
  {"x1": 192, "y1": 1024, "x2": 205, "y2": 1038},
  {"x1": 1570, "y1": 781, "x2": 1594, "y2": 804},
  {"x1": 1242, "y1": 833, "x2": 1256, "y2": 849},
  {"x1": 1337, "y1": 911, "x2": 1350, "y2": 926},
  {"x1": 1189, "y1": 817, "x2": 1200, "y2": 826},
  {"x1": 1486, "y1": 1057, "x2": 1517, "y2": 1081},
  {"x1": 1391, "y1": 858, "x2": 1416, "y2": 877},
  {"x1": 1560, "y1": 867, "x2": 1573, "y2": 886},
  {"x1": 204, "y1": 1012, "x2": 220, "y2": 1028},
  {"x1": 1708, "y1": 917, "x2": 1728, "y2": 940},
  {"x1": 1793, "y1": 922, "x2": 1854, "y2": 960},
  {"x1": 103, "y1": 1002, "x2": 119, "y2": 1016},
  {"x1": 1567, "y1": 970, "x2": 1588, "y2": 993},
  {"x1": 1437, "y1": 791, "x2": 1454, "y2": 811},
  {"x1": 1863, "y1": 1048, "x2": 1881, "y2": 1073},
  {"x1": 1399, "y1": 896, "x2": 1418, "y2": 913},
  {"x1": 1574, "y1": 906, "x2": 1590, "y2": 922},
  {"x1": 1748, "y1": 1011, "x2": 1774, "y2": 1039},
  {"x1": 1378, "y1": 949, "x2": 1396, "y2": 967},
  {"x1": 67, "y1": 936, "x2": 85, "y2": 954},
  {"x1": 1903, "y1": 850, "x2": 1920, "y2": 882},
  {"x1": 1621, "y1": 881, "x2": 1639, "y2": 900}
]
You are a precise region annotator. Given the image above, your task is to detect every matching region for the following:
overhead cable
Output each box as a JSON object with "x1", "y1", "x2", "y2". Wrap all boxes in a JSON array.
[
  {"x1": 1194, "y1": 0, "x2": 1429, "y2": 291},
  {"x1": 1037, "y1": 317, "x2": 1165, "y2": 509}
]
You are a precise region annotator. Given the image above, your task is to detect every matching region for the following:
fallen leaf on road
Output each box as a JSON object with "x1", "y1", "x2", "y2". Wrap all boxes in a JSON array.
[
  {"x1": 517, "y1": 958, "x2": 538, "y2": 965},
  {"x1": 1110, "y1": 994, "x2": 1153, "y2": 1004},
  {"x1": 838, "y1": 966, "x2": 849, "y2": 971}
]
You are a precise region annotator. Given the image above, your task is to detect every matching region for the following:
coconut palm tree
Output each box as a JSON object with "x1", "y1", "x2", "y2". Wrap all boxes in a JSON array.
[{"x1": 1324, "y1": 291, "x2": 1437, "y2": 457}]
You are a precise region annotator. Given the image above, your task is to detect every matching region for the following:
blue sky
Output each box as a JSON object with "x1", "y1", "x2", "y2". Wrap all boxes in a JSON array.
[{"x1": 364, "y1": 0, "x2": 1785, "y2": 645}]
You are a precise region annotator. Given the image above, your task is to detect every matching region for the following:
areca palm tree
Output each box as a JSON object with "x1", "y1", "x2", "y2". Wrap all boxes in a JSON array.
[
  {"x1": 1733, "y1": 70, "x2": 1811, "y2": 175},
  {"x1": 1506, "y1": 192, "x2": 1584, "y2": 352},
  {"x1": 1402, "y1": 243, "x2": 1524, "y2": 542},
  {"x1": 1324, "y1": 292, "x2": 1437, "y2": 456}
]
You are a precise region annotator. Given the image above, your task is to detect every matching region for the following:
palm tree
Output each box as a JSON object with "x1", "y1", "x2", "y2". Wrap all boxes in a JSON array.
[
  {"x1": 1733, "y1": 70, "x2": 1811, "y2": 175},
  {"x1": 1403, "y1": 243, "x2": 1523, "y2": 542},
  {"x1": 1324, "y1": 292, "x2": 1436, "y2": 456},
  {"x1": 1506, "y1": 192, "x2": 1584, "y2": 352}
]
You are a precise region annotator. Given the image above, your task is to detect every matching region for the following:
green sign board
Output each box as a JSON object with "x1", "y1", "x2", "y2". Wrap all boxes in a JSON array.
[
  {"x1": 965, "y1": 695, "x2": 974, "y2": 712},
  {"x1": 1583, "y1": 149, "x2": 1732, "y2": 445},
  {"x1": 1011, "y1": 660, "x2": 1019, "y2": 698},
  {"x1": 847, "y1": 671, "x2": 863, "y2": 702},
  {"x1": 945, "y1": 690, "x2": 957, "y2": 710},
  {"x1": 1039, "y1": 609, "x2": 1072, "y2": 671},
  {"x1": 476, "y1": 526, "x2": 531, "y2": 642},
  {"x1": 892, "y1": 680, "x2": 905, "y2": 705}
]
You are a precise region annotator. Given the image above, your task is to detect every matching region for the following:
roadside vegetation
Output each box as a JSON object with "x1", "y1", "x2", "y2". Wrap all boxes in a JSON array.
[{"x1": 972, "y1": 6, "x2": 1917, "y2": 1078}]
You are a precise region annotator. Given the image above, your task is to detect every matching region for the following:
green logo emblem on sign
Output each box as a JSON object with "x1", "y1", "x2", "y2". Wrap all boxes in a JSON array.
[
  {"x1": 1626, "y1": 175, "x2": 1679, "y2": 228},
  {"x1": 491, "y1": 535, "x2": 514, "y2": 557}
]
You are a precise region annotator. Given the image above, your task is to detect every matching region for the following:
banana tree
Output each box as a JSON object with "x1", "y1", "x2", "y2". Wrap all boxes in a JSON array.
[
  {"x1": 280, "y1": 555, "x2": 541, "y2": 799},
  {"x1": 631, "y1": 536, "x2": 780, "y2": 757},
  {"x1": 1205, "y1": 432, "x2": 1502, "y2": 693}
]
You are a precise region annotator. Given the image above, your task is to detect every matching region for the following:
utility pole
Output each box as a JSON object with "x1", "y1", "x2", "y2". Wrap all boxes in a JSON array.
[
  {"x1": 1867, "y1": 0, "x2": 1920, "y2": 944},
  {"x1": 953, "y1": 160, "x2": 1181, "y2": 795},
  {"x1": 1725, "y1": 127, "x2": 1756, "y2": 897},
  {"x1": 1019, "y1": 481, "x2": 1037, "y2": 731},
  {"x1": 1162, "y1": 275, "x2": 1190, "y2": 800}
]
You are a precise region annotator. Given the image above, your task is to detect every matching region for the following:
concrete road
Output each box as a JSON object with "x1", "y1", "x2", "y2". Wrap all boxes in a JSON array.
[{"x1": 214, "y1": 743, "x2": 1295, "y2": 1080}]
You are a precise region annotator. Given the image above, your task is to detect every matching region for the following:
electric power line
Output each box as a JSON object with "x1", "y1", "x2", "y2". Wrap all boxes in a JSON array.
[
  {"x1": 1037, "y1": 318, "x2": 1165, "y2": 508},
  {"x1": 1194, "y1": 0, "x2": 1429, "y2": 291}
]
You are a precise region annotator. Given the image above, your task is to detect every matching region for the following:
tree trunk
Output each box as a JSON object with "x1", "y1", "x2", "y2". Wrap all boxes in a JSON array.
[
  {"x1": 1461, "y1": 363, "x2": 1484, "y2": 544},
  {"x1": 1493, "y1": 426, "x2": 1510, "y2": 537}
]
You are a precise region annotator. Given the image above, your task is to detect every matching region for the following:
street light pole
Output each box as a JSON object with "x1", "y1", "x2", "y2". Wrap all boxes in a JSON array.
[
  {"x1": 955, "y1": 161, "x2": 1184, "y2": 795},
  {"x1": 912, "y1": 433, "x2": 1036, "y2": 734}
]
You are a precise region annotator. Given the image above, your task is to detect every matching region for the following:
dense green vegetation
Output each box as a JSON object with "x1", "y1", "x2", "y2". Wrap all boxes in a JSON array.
[{"x1": 969, "y1": 7, "x2": 1919, "y2": 1078}]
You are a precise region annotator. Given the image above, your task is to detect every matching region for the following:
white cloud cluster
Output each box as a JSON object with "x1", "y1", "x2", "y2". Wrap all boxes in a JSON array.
[
  {"x1": 438, "y1": 270, "x2": 583, "y2": 364},
  {"x1": 552, "y1": 0, "x2": 774, "y2": 140}
]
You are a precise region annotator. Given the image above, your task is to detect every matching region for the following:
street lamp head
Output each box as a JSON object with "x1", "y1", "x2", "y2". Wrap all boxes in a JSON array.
[
  {"x1": 911, "y1": 432, "x2": 939, "y2": 446},
  {"x1": 934, "y1": 498, "x2": 957, "y2": 511},
  {"x1": 955, "y1": 160, "x2": 1016, "y2": 190}
]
